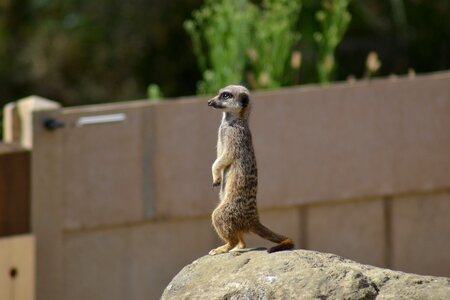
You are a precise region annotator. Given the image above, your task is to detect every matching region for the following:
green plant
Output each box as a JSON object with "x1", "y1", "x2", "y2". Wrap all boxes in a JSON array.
[
  {"x1": 147, "y1": 84, "x2": 164, "y2": 101},
  {"x1": 184, "y1": 0, "x2": 256, "y2": 94},
  {"x1": 185, "y1": 0, "x2": 355, "y2": 92},
  {"x1": 184, "y1": 0, "x2": 303, "y2": 93},
  {"x1": 250, "y1": 0, "x2": 302, "y2": 89},
  {"x1": 314, "y1": 0, "x2": 351, "y2": 84}
]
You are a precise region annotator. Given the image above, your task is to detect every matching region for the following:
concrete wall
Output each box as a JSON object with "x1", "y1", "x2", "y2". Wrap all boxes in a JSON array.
[{"x1": 4, "y1": 71, "x2": 450, "y2": 299}]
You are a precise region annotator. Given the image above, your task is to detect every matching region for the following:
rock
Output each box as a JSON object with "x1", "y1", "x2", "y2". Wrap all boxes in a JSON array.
[{"x1": 161, "y1": 249, "x2": 450, "y2": 300}]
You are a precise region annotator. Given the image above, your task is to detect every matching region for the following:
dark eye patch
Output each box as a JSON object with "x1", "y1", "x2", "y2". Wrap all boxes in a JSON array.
[
  {"x1": 239, "y1": 93, "x2": 249, "y2": 107},
  {"x1": 220, "y1": 92, "x2": 233, "y2": 100}
]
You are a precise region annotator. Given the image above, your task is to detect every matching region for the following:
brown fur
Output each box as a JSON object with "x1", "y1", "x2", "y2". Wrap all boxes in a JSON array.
[{"x1": 207, "y1": 85, "x2": 294, "y2": 255}]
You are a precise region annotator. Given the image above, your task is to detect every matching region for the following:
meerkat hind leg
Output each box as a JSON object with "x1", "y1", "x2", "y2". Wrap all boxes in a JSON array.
[{"x1": 230, "y1": 233, "x2": 246, "y2": 252}]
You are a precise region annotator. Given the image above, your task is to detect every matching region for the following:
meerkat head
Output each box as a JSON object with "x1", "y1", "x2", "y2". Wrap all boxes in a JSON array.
[{"x1": 207, "y1": 85, "x2": 250, "y2": 116}]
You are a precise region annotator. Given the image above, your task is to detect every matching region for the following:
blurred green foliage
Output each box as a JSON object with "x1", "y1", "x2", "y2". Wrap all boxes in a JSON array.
[
  {"x1": 147, "y1": 83, "x2": 163, "y2": 101},
  {"x1": 184, "y1": 0, "x2": 256, "y2": 94},
  {"x1": 0, "y1": 0, "x2": 203, "y2": 107},
  {"x1": 314, "y1": 0, "x2": 351, "y2": 84},
  {"x1": 0, "y1": 0, "x2": 449, "y2": 108},
  {"x1": 251, "y1": 0, "x2": 302, "y2": 89},
  {"x1": 185, "y1": 0, "x2": 302, "y2": 93}
]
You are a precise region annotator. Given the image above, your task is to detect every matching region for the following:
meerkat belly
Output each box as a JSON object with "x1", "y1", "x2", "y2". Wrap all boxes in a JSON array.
[
  {"x1": 222, "y1": 162, "x2": 257, "y2": 199},
  {"x1": 215, "y1": 163, "x2": 258, "y2": 229},
  {"x1": 214, "y1": 198, "x2": 257, "y2": 232}
]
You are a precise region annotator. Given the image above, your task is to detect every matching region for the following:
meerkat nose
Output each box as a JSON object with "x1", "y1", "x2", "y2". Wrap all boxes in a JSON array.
[{"x1": 207, "y1": 99, "x2": 214, "y2": 106}]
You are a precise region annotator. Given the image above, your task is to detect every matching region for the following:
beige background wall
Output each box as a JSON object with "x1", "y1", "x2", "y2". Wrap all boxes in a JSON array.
[
  {"x1": 0, "y1": 235, "x2": 35, "y2": 300},
  {"x1": 4, "y1": 72, "x2": 450, "y2": 300}
]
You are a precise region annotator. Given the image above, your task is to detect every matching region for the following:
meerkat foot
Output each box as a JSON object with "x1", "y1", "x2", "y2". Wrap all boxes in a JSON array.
[
  {"x1": 230, "y1": 242, "x2": 246, "y2": 252},
  {"x1": 209, "y1": 244, "x2": 233, "y2": 255}
]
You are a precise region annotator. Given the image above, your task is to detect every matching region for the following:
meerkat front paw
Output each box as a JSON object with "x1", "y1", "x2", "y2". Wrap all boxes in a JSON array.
[{"x1": 212, "y1": 177, "x2": 221, "y2": 187}]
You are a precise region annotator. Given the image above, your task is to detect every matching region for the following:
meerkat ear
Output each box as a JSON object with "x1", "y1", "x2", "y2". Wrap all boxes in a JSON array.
[{"x1": 239, "y1": 93, "x2": 249, "y2": 107}]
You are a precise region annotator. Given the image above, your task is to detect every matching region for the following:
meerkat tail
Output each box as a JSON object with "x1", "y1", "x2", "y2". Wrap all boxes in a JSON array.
[{"x1": 251, "y1": 222, "x2": 295, "y2": 253}]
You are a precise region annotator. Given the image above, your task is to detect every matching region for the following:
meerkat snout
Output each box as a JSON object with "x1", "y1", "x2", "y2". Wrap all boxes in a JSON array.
[{"x1": 207, "y1": 98, "x2": 218, "y2": 107}]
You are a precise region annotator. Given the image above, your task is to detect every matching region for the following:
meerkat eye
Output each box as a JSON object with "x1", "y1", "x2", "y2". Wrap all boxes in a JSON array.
[{"x1": 221, "y1": 92, "x2": 233, "y2": 100}]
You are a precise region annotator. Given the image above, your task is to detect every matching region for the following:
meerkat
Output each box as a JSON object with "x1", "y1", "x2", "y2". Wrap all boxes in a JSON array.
[{"x1": 207, "y1": 85, "x2": 295, "y2": 255}]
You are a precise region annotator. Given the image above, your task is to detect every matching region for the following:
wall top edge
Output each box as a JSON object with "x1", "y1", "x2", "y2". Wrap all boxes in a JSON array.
[{"x1": 29, "y1": 70, "x2": 450, "y2": 115}]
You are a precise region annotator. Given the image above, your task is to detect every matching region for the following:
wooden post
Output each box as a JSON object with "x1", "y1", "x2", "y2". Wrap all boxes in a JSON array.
[{"x1": 0, "y1": 144, "x2": 30, "y2": 237}]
